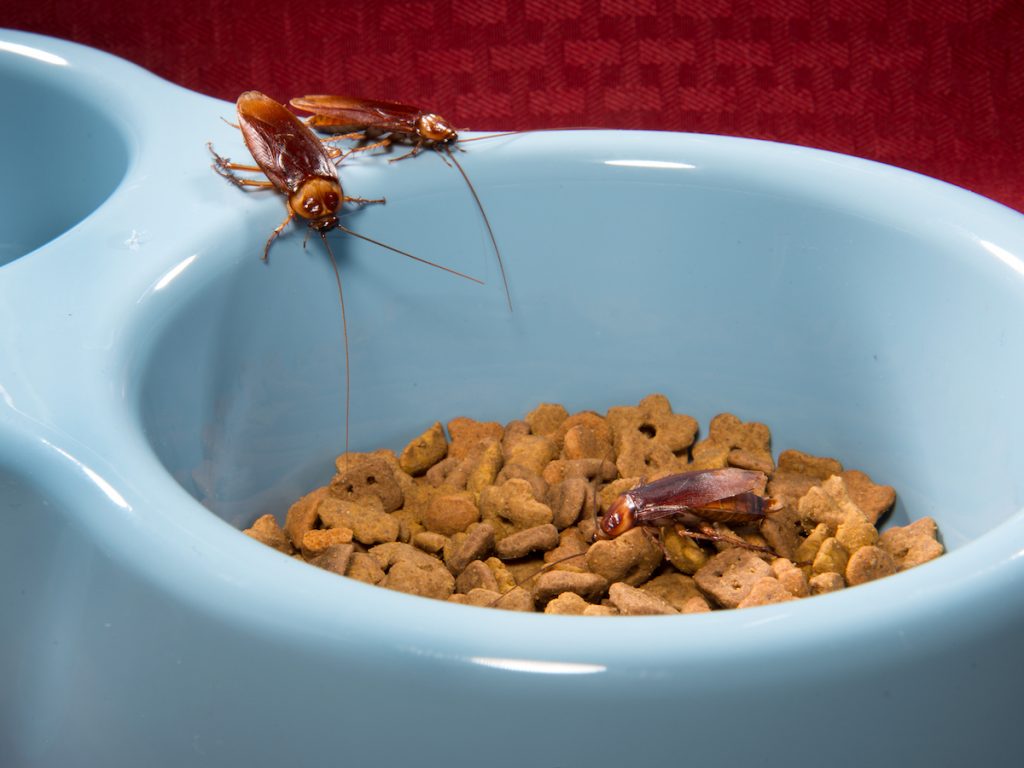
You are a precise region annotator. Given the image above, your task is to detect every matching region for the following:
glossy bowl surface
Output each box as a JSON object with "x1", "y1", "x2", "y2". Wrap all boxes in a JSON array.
[{"x1": 2, "y1": 30, "x2": 1024, "y2": 768}]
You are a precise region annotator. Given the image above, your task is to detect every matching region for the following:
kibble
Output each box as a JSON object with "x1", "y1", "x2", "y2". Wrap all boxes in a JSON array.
[
  {"x1": 532, "y1": 570, "x2": 609, "y2": 605},
  {"x1": 244, "y1": 395, "x2": 945, "y2": 613},
  {"x1": 608, "y1": 582, "x2": 678, "y2": 615},
  {"x1": 244, "y1": 513, "x2": 293, "y2": 554},
  {"x1": 693, "y1": 548, "x2": 773, "y2": 608}
]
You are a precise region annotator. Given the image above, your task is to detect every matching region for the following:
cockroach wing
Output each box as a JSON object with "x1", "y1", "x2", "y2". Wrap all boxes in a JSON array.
[
  {"x1": 688, "y1": 492, "x2": 768, "y2": 523},
  {"x1": 236, "y1": 91, "x2": 338, "y2": 193},
  {"x1": 629, "y1": 468, "x2": 765, "y2": 510},
  {"x1": 290, "y1": 94, "x2": 422, "y2": 135}
]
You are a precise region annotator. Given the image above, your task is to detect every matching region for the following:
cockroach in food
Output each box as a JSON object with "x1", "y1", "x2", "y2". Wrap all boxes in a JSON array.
[
  {"x1": 490, "y1": 468, "x2": 780, "y2": 608},
  {"x1": 601, "y1": 468, "x2": 780, "y2": 555}
]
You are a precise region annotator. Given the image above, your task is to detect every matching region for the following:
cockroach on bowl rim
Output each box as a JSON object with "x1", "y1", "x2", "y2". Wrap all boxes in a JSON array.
[
  {"x1": 290, "y1": 93, "x2": 459, "y2": 160},
  {"x1": 207, "y1": 90, "x2": 482, "y2": 456},
  {"x1": 289, "y1": 93, "x2": 512, "y2": 311},
  {"x1": 209, "y1": 91, "x2": 480, "y2": 272}
]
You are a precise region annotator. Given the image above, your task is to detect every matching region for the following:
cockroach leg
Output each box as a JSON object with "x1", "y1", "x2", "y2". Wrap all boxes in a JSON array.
[
  {"x1": 324, "y1": 142, "x2": 383, "y2": 163},
  {"x1": 389, "y1": 141, "x2": 451, "y2": 167},
  {"x1": 214, "y1": 159, "x2": 265, "y2": 174},
  {"x1": 316, "y1": 130, "x2": 366, "y2": 143},
  {"x1": 261, "y1": 211, "x2": 295, "y2": 262},
  {"x1": 208, "y1": 143, "x2": 271, "y2": 187},
  {"x1": 387, "y1": 143, "x2": 426, "y2": 164},
  {"x1": 676, "y1": 521, "x2": 777, "y2": 557},
  {"x1": 222, "y1": 175, "x2": 277, "y2": 190},
  {"x1": 327, "y1": 138, "x2": 392, "y2": 165}
]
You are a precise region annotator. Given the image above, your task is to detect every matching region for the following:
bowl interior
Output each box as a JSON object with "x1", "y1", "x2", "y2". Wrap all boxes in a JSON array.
[
  {"x1": 0, "y1": 43, "x2": 130, "y2": 267},
  {"x1": 135, "y1": 133, "x2": 1024, "y2": 552}
]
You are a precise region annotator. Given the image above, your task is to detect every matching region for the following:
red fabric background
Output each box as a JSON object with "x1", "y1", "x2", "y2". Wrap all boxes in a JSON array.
[{"x1": 5, "y1": 0, "x2": 1022, "y2": 211}]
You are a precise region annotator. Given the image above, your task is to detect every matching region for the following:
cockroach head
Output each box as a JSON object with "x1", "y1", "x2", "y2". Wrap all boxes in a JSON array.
[
  {"x1": 598, "y1": 494, "x2": 636, "y2": 539},
  {"x1": 416, "y1": 113, "x2": 457, "y2": 143},
  {"x1": 290, "y1": 177, "x2": 342, "y2": 231}
]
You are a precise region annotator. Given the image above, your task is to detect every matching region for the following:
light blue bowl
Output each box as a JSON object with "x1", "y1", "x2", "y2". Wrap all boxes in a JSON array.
[{"x1": 3, "y1": 31, "x2": 1024, "y2": 767}]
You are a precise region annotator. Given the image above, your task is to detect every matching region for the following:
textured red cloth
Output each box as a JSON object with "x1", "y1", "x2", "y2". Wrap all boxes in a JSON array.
[{"x1": 5, "y1": 0, "x2": 1022, "y2": 211}]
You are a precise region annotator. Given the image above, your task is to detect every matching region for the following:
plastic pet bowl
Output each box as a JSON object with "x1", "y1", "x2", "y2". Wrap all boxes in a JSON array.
[{"x1": 2, "y1": 31, "x2": 1024, "y2": 767}]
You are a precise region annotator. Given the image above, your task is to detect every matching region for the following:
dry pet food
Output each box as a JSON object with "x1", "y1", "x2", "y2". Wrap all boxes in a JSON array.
[{"x1": 244, "y1": 394, "x2": 944, "y2": 613}]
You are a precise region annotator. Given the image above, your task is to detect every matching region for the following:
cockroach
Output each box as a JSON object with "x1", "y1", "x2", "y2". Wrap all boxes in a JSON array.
[
  {"x1": 601, "y1": 468, "x2": 779, "y2": 554},
  {"x1": 207, "y1": 90, "x2": 482, "y2": 455},
  {"x1": 289, "y1": 94, "x2": 512, "y2": 311},
  {"x1": 290, "y1": 93, "x2": 458, "y2": 159},
  {"x1": 488, "y1": 468, "x2": 779, "y2": 609}
]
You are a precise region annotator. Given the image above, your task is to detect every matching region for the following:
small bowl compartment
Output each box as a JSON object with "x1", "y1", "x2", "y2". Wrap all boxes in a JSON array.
[
  {"x1": 0, "y1": 43, "x2": 130, "y2": 266},
  {"x1": 135, "y1": 131, "x2": 1024, "y2": 552}
]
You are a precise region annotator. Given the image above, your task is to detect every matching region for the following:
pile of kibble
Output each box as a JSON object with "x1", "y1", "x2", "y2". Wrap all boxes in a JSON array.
[{"x1": 244, "y1": 394, "x2": 944, "y2": 614}]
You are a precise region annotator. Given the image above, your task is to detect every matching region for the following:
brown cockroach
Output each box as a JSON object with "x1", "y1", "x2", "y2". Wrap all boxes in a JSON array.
[
  {"x1": 289, "y1": 94, "x2": 512, "y2": 311},
  {"x1": 488, "y1": 468, "x2": 779, "y2": 609},
  {"x1": 209, "y1": 91, "x2": 482, "y2": 272},
  {"x1": 207, "y1": 90, "x2": 482, "y2": 454},
  {"x1": 601, "y1": 468, "x2": 779, "y2": 554},
  {"x1": 290, "y1": 93, "x2": 459, "y2": 159}
]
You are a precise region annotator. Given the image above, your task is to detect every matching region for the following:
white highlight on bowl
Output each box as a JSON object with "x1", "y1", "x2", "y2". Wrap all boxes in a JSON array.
[
  {"x1": 44, "y1": 439, "x2": 131, "y2": 510},
  {"x1": 604, "y1": 159, "x2": 696, "y2": 170},
  {"x1": 0, "y1": 41, "x2": 69, "y2": 67},
  {"x1": 978, "y1": 238, "x2": 1024, "y2": 279},
  {"x1": 153, "y1": 253, "x2": 198, "y2": 292},
  {"x1": 469, "y1": 657, "x2": 607, "y2": 675}
]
